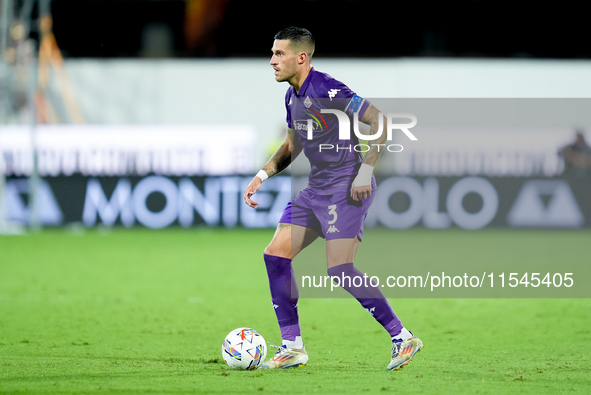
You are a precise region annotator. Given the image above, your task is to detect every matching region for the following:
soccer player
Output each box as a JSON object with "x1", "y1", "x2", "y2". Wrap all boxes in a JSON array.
[{"x1": 243, "y1": 26, "x2": 423, "y2": 370}]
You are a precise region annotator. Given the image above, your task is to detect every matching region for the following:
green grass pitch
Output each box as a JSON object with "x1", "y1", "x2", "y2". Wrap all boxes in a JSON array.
[{"x1": 1, "y1": 228, "x2": 590, "y2": 394}]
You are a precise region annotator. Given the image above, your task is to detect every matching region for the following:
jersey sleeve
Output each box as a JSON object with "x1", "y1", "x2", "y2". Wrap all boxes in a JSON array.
[
  {"x1": 344, "y1": 94, "x2": 370, "y2": 119},
  {"x1": 285, "y1": 90, "x2": 293, "y2": 129},
  {"x1": 323, "y1": 78, "x2": 370, "y2": 120}
]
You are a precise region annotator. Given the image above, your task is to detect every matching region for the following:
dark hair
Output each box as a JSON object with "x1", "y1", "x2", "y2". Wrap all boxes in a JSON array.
[{"x1": 274, "y1": 26, "x2": 315, "y2": 58}]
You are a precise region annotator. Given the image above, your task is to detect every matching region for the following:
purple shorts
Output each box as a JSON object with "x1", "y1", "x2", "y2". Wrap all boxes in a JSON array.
[{"x1": 278, "y1": 187, "x2": 374, "y2": 241}]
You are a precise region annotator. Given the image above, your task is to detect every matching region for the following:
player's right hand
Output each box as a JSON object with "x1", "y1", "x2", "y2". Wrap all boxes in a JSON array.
[{"x1": 243, "y1": 177, "x2": 263, "y2": 208}]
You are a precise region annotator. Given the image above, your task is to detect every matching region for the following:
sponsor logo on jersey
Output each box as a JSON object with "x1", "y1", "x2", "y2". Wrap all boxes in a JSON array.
[{"x1": 294, "y1": 119, "x2": 321, "y2": 132}]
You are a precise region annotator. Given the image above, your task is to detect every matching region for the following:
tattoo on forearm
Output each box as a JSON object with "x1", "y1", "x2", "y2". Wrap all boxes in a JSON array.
[
  {"x1": 262, "y1": 128, "x2": 296, "y2": 177},
  {"x1": 263, "y1": 149, "x2": 290, "y2": 177},
  {"x1": 362, "y1": 106, "x2": 388, "y2": 166}
]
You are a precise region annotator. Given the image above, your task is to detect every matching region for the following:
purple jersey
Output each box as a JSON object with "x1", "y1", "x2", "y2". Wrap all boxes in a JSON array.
[{"x1": 285, "y1": 68, "x2": 373, "y2": 194}]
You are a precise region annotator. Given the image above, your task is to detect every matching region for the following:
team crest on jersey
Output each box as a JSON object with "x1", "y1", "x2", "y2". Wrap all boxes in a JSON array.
[{"x1": 304, "y1": 96, "x2": 313, "y2": 108}]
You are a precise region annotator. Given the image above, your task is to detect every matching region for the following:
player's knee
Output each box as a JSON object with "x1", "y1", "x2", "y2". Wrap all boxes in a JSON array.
[{"x1": 264, "y1": 242, "x2": 290, "y2": 259}]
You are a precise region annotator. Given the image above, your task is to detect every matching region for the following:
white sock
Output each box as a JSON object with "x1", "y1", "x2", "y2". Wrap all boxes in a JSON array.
[
  {"x1": 391, "y1": 327, "x2": 413, "y2": 342},
  {"x1": 283, "y1": 336, "x2": 304, "y2": 350}
]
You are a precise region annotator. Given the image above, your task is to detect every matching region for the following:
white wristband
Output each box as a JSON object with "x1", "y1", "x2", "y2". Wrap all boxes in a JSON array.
[
  {"x1": 353, "y1": 163, "x2": 374, "y2": 187},
  {"x1": 256, "y1": 170, "x2": 269, "y2": 182}
]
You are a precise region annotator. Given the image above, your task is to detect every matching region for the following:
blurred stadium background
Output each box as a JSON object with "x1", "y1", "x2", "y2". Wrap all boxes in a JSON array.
[
  {"x1": 1, "y1": 0, "x2": 590, "y2": 232},
  {"x1": 1, "y1": 1, "x2": 591, "y2": 393}
]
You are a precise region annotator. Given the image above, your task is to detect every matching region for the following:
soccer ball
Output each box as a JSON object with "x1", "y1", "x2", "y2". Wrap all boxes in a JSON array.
[{"x1": 222, "y1": 328, "x2": 267, "y2": 370}]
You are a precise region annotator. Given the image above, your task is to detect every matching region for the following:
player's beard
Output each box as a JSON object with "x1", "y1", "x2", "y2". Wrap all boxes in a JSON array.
[
  {"x1": 275, "y1": 65, "x2": 296, "y2": 83},
  {"x1": 274, "y1": 70, "x2": 287, "y2": 82}
]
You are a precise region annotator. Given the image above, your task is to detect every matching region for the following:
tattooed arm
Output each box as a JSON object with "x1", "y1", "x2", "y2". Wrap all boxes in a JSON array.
[
  {"x1": 359, "y1": 104, "x2": 388, "y2": 166},
  {"x1": 261, "y1": 127, "x2": 301, "y2": 178},
  {"x1": 350, "y1": 104, "x2": 388, "y2": 201},
  {"x1": 244, "y1": 128, "x2": 301, "y2": 209}
]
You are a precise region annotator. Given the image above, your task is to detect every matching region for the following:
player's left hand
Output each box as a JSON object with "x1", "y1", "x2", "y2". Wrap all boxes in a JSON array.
[
  {"x1": 351, "y1": 164, "x2": 374, "y2": 201},
  {"x1": 351, "y1": 183, "x2": 372, "y2": 201}
]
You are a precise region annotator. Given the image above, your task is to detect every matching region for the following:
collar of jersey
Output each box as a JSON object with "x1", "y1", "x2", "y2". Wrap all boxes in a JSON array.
[{"x1": 295, "y1": 67, "x2": 315, "y2": 97}]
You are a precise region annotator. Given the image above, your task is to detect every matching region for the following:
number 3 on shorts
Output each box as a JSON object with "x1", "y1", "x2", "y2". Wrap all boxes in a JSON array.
[{"x1": 328, "y1": 204, "x2": 338, "y2": 225}]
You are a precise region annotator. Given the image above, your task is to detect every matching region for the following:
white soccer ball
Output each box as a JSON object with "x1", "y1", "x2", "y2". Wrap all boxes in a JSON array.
[{"x1": 221, "y1": 328, "x2": 267, "y2": 370}]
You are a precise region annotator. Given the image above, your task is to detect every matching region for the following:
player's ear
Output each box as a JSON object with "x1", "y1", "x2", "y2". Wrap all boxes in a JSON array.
[{"x1": 297, "y1": 52, "x2": 307, "y2": 65}]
